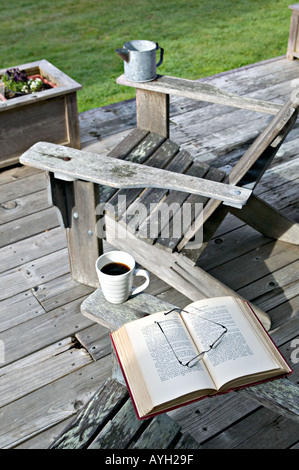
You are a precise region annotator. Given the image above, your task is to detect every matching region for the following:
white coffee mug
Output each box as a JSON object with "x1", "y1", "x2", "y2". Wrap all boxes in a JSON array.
[{"x1": 96, "y1": 251, "x2": 150, "y2": 304}]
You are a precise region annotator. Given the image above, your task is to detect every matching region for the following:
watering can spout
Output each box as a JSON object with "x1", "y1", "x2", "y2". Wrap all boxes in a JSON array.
[{"x1": 115, "y1": 48, "x2": 129, "y2": 63}]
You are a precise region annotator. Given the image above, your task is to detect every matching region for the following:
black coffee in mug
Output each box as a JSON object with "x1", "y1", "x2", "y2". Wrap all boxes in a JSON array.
[{"x1": 101, "y1": 262, "x2": 131, "y2": 276}]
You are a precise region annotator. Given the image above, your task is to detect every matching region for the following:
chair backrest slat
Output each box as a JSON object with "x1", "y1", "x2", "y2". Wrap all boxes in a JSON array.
[{"x1": 227, "y1": 98, "x2": 298, "y2": 189}]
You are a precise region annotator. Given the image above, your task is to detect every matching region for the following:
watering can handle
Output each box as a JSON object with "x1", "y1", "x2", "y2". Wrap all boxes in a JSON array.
[{"x1": 156, "y1": 43, "x2": 164, "y2": 68}]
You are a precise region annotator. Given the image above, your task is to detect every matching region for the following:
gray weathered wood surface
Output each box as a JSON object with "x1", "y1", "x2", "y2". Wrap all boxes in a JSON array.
[
  {"x1": 49, "y1": 377, "x2": 199, "y2": 449},
  {"x1": 1, "y1": 55, "x2": 299, "y2": 448},
  {"x1": 116, "y1": 74, "x2": 281, "y2": 115},
  {"x1": 20, "y1": 141, "x2": 251, "y2": 208}
]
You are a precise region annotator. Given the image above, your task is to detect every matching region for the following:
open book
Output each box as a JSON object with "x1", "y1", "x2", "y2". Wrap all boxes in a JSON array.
[{"x1": 110, "y1": 296, "x2": 292, "y2": 419}]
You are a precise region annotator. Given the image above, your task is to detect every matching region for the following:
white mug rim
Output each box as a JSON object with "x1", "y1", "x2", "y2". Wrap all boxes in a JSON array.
[
  {"x1": 123, "y1": 40, "x2": 157, "y2": 52},
  {"x1": 96, "y1": 251, "x2": 135, "y2": 278}
]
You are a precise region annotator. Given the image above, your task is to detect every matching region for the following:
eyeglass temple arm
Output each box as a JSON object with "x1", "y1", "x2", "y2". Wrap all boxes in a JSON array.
[
  {"x1": 209, "y1": 327, "x2": 228, "y2": 349},
  {"x1": 164, "y1": 307, "x2": 185, "y2": 316}
]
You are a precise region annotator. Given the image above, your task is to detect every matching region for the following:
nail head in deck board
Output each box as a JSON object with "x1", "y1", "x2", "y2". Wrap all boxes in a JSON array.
[
  {"x1": 0, "y1": 165, "x2": 42, "y2": 185},
  {"x1": 34, "y1": 276, "x2": 94, "y2": 312},
  {"x1": 0, "y1": 190, "x2": 51, "y2": 225}
]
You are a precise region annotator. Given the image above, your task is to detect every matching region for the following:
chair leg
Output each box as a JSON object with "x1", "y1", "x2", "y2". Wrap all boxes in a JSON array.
[
  {"x1": 287, "y1": 4, "x2": 299, "y2": 60},
  {"x1": 229, "y1": 194, "x2": 299, "y2": 245}
]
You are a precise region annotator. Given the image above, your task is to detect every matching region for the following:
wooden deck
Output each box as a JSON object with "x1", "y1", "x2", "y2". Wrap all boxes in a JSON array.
[{"x1": 1, "y1": 55, "x2": 299, "y2": 449}]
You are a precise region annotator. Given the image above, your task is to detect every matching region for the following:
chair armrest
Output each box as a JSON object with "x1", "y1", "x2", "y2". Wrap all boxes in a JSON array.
[
  {"x1": 20, "y1": 141, "x2": 251, "y2": 209},
  {"x1": 240, "y1": 377, "x2": 299, "y2": 423},
  {"x1": 116, "y1": 74, "x2": 281, "y2": 115}
]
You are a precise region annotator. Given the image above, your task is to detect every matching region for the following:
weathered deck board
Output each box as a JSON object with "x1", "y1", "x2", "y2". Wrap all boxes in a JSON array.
[
  {"x1": 0, "y1": 339, "x2": 93, "y2": 408},
  {"x1": 0, "y1": 358, "x2": 112, "y2": 448},
  {"x1": 0, "y1": 248, "x2": 70, "y2": 302},
  {"x1": 0, "y1": 227, "x2": 67, "y2": 274},
  {"x1": 1, "y1": 55, "x2": 299, "y2": 449}
]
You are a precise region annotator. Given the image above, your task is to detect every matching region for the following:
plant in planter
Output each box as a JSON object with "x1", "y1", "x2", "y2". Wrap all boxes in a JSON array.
[
  {"x1": 0, "y1": 59, "x2": 82, "y2": 168},
  {"x1": 1, "y1": 67, "x2": 56, "y2": 100}
]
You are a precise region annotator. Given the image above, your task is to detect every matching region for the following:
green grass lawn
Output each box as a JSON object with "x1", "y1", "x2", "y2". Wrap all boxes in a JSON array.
[{"x1": 0, "y1": 0, "x2": 293, "y2": 112}]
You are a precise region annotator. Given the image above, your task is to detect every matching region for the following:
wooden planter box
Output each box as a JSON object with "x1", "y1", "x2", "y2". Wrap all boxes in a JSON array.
[{"x1": 0, "y1": 59, "x2": 82, "y2": 168}]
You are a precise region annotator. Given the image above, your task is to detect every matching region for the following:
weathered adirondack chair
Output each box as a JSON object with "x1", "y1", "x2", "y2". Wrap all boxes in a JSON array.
[{"x1": 20, "y1": 74, "x2": 299, "y2": 330}]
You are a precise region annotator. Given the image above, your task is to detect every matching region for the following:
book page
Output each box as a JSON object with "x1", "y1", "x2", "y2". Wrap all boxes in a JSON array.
[
  {"x1": 124, "y1": 310, "x2": 216, "y2": 407},
  {"x1": 182, "y1": 297, "x2": 282, "y2": 390}
]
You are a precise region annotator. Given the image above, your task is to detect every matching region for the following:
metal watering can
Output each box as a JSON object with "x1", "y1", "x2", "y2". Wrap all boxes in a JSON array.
[{"x1": 115, "y1": 40, "x2": 164, "y2": 82}]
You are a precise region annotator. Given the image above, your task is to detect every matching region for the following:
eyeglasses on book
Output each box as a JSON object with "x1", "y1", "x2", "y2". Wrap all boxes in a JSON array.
[{"x1": 155, "y1": 307, "x2": 228, "y2": 368}]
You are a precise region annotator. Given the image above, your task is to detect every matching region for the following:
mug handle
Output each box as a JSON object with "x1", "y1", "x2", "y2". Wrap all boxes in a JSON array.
[
  {"x1": 131, "y1": 269, "x2": 150, "y2": 296},
  {"x1": 155, "y1": 42, "x2": 164, "y2": 68}
]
